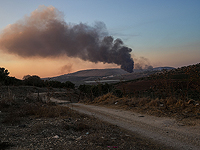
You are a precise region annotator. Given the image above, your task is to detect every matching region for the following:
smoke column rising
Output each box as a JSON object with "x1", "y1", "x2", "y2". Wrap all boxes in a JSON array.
[{"x1": 0, "y1": 6, "x2": 134, "y2": 73}]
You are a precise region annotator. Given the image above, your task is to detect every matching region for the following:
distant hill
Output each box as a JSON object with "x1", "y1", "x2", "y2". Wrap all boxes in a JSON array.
[
  {"x1": 42, "y1": 67, "x2": 175, "y2": 86},
  {"x1": 67, "y1": 68, "x2": 128, "y2": 77},
  {"x1": 152, "y1": 67, "x2": 175, "y2": 71},
  {"x1": 43, "y1": 68, "x2": 128, "y2": 85},
  {"x1": 133, "y1": 67, "x2": 175, "y2": 72}
]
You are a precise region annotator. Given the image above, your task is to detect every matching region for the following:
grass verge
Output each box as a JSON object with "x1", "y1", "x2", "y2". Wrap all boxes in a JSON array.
[{"x1": 84, "y1": 93, "x2": 200, "y2": 125}]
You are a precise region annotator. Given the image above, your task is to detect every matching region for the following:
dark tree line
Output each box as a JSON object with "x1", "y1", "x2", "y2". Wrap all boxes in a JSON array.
[
  {"x1": 78, "y1": 83, "x2": 123, "y2": 101},
  {"x1": 22, "y1": 75, "x2": 75, "y2": 89},
  {"x1": 0, "y1": 67, "x2": 21, "y2": 85},
  {"x1": 0, "y1": 67, "x2": 75, "y2": 89}
]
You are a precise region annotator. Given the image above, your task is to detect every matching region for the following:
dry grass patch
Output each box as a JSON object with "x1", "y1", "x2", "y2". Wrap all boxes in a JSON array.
[
  {"x1": 148, "y1": 98, "x2": 160, "y2": 107},
  {"x1": 93, "y1": 93, "x2": 118, "y2": 104},
  {"x1": 0, "y1": 96, "x2": 16, "y2": 109},
  {"x1": 1, "y1": 98, "x2": 72, "y2": 125},
  {"x1": 87, "y1": 93, "x2": 200, "y2": 123}
]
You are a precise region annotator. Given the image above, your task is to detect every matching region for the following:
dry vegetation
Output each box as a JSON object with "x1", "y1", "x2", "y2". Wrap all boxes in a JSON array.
[
  {"x1": 88, "y1": 93, "x2": 200, "y2": 124},
  {"x1": 0, "y1": 87, "x2": 168, "y2": 150},
  {"x1": 1, "y1": 63, "x2": 199, "y2": 149},
  {"x1": 81, "y1": 63, "x2": 200, "y2": 126}
]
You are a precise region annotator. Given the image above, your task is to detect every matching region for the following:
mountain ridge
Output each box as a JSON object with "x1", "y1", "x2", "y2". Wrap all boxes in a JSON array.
[
  {"x1": 65, "y1": 68, "x2": 128, "y2": 77},
  {"x1": 42, "y1": 67, "x2": 175, "y2": 86}
]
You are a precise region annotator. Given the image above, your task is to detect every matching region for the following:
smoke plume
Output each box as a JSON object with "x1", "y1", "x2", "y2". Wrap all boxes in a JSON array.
[
  {"x1": 60, "y1": 64, "x2": 73, "y2": 74},
  {"x1": 134, "y1": 57, "x2": 153, "y2": 70},
  {"x1": 0, "y1": 6, "x2": 134, "y2": 73}
]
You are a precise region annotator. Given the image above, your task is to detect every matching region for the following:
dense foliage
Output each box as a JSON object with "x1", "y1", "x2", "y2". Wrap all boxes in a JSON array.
[
  {"x1": 78, "y1": 83, "x2": 122, "y2": 101},
  {"x1": 44, "y1": 80, "x2": 75, "y2": 89}
]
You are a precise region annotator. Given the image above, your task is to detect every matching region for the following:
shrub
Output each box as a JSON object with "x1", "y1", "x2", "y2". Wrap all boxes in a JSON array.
[
  {"x1": 148, "y1": 98, "x2": 160, "y2": 107},
  {"x1": 113, "y1": 89, "x2": 123, "y2": 98}
]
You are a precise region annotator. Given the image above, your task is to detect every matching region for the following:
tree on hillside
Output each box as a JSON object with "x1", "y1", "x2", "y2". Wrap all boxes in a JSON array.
[
  {"x1": 64, "y1": 81, "x2": 75, "y2": 89},
  {"x1": 23, "y1": 75, "x2": 31, "y2": 80},
  {"x1": 4, "y1": 76, "x2": 22, "y2": 86},
  {"x1": 0, "y1": 67, "x2": 9, "y2": 78},
  {"x1": 0, "y1": 67, "x2": 10, "y2": 84},
  {"x1": 44, "y1": 80, "x2": 75, "y2": 89},
  {"x1": 23, "y1": 75, "x2": 44, "y2": 87},
  {"x1": 0, "y1": 67, "x2": 23, "y2": 85},
  {"x1": 47, "y1": 80, "x2": 64, "y2": 88}
]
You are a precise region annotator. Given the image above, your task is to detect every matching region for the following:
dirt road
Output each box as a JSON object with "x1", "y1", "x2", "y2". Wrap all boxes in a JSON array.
[
  {"x1": 36, "y1": 93, "x2": 200, "y2": 150},
  {"x1": 62, "y1": 103, "x2": 200, "y2": 150}
]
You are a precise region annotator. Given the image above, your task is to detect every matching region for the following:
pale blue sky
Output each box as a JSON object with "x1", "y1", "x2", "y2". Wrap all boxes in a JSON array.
[{"x1": 0, "y1": 0, "x2": 200, "y2": 78}]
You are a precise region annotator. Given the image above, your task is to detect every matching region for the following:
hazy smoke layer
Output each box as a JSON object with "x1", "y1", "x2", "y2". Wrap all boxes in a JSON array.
[
  {"x1": 60, "y1": 64, "x2": 72, "y2": 74},
  {"x1": 0, "y1": 6, "x2": 134, "y2": 73},
  {"x1": 134, "y1": 57, "x2": 153, "y2": 70}
]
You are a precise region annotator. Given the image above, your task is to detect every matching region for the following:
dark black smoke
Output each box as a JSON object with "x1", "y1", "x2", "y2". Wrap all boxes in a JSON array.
[{"x1": 0, "y1": 6, "x2": 134, "y2": 73}]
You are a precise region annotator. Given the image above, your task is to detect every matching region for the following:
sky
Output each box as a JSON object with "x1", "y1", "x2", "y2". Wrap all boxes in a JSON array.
[{"x1": 0, "y1": 0, "x2": 200, "y2": 79}]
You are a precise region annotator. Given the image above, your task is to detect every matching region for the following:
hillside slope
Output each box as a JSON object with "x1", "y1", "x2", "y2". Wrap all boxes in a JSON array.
[
  {"x1": 68, "y1": 68, "x2": 128, "y2": 77},
  {"x1": 43, "y1": 68, "x2": 128, "y2": 85},
  {"x1": 43, "y1": 67, "x2": 175, "y2": 86}
]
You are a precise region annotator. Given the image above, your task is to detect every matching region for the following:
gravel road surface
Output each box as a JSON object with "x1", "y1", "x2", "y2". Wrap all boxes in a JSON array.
[{"x1": 63, "y1": 103, "x2": 200, "y2": 150}]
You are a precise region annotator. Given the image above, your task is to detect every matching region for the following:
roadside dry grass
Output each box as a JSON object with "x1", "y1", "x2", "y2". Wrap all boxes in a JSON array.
[{"x1": 86, "y1": 93, "x2": 200, "y2": 126}]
